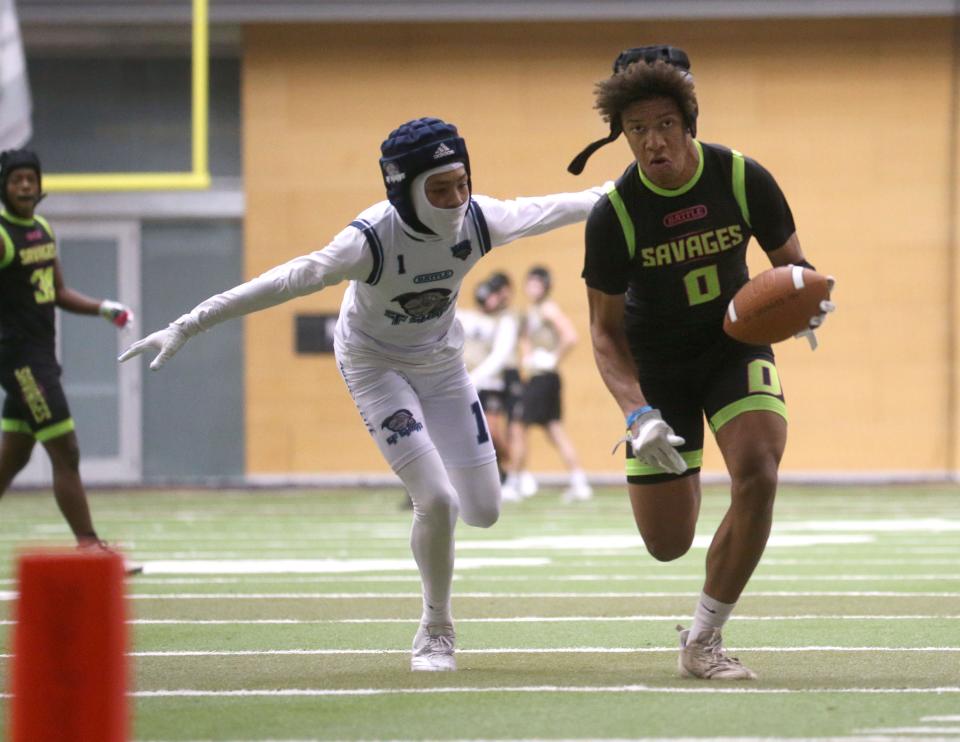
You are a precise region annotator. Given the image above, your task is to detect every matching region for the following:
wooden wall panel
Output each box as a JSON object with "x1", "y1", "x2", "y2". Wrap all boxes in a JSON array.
[{"x1": 243, "y1": 19, "x2": 954, "y2": 476}]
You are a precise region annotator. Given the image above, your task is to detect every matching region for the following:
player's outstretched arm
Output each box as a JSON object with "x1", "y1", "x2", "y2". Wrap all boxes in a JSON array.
[
  {"x1": 474, "y1": 182, "x2": 612, "y2": 248},
  {"x1": 120, "y1": 225, "x2": 373, "y2": 370}
]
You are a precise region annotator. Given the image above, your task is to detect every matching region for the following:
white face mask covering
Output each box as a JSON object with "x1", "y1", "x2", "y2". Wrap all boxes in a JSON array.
[{"x1": 411, "y1": 162, "x2": 469, "y2": 241}]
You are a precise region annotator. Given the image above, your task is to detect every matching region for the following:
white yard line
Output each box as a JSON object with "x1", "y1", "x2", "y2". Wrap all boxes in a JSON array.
[
  {"x1": 4, "y1": 590, "x2": 960, "y2": 601},
  {"x1": 3, "y1": 647, "x2": 957, "y2": 659},
  {"x1": 1, "y1": 614, "x2": 957, "y2": 626},
  {"x1": 4, "y1": 686, "x2": 958, "y2": 699}
]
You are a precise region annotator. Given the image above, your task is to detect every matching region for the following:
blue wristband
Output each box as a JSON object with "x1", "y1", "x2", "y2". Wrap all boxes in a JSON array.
[{"x1": 625, "y1": 405, "x2": 654, "y2": 430}]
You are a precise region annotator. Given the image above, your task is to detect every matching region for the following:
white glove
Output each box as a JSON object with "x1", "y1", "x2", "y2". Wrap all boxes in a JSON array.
[
  {"x1": 524, "y1": 348, "x2": 558, "y2": 373},
  {"x1": 795, "y1": 276, "x2": 836, "y2": 351},
  {"x1": 118, "y1": 323, "x2": 190, "y2": 371},
  {"x1": 98, "y1": 299, "x2": 134, "y2": 329},
  {"x1": 629, "y1": 409, "x2": 687, "y2": 475}
]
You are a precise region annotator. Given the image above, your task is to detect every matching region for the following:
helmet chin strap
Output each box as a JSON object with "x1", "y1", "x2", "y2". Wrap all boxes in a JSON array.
[{"x1": 411, "y1": 162, "x2": 469, "y2": 241}]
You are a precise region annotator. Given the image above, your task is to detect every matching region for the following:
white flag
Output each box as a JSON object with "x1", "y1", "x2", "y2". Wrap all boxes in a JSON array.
[{"x1": 0, "y1": 0, "x2": 32, "y2": 149}]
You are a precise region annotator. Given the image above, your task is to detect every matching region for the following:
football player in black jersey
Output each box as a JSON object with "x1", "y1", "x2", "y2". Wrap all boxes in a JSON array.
[
  {"x1": 573, "y1": 47, "x2": 834, "y2": 679},
  {"x1": 0, "y1": 149, "x2": 137, "y2": 571}
]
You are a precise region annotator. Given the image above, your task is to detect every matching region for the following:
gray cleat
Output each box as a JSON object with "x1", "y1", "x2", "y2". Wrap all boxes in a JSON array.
[{"x1": 677, "y1": 624, "x2": 757, "y2": 680}]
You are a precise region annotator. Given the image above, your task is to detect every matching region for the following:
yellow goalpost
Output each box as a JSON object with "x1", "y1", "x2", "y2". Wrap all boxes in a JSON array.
[{"x1": 44, "y1": 0, "x2": 210, "y2": 192}]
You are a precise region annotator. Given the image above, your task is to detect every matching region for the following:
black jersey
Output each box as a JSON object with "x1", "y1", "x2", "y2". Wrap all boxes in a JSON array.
[
  {"x1": 582, "y1": 141, "x2": 795, "y2": 360},
  {"x1": 0, "y1": 210, "x2": 58, "y2": 351}
]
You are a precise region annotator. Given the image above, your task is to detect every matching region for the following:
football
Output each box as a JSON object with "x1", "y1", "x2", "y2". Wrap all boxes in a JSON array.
[{"x1": 723, "y1": 265, "x2": 831, "y2": 345}]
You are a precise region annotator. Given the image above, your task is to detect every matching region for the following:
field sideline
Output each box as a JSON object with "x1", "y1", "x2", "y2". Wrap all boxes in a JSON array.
[{"x1": 0, "y1": 484, "x2": 958, "y2": 741}]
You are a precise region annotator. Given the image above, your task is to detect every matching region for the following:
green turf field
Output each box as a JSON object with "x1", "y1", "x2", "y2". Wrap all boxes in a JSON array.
[{"x1": 1, "y1": 484, "x2": 959, "y2": 741}]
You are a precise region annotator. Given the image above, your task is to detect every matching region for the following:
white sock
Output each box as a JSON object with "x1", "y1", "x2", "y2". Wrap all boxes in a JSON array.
[
  {"x1": 397, "y1": 451, "x2": 458, "y2": 628},
  {"x1": 688, "y1": 591, "x2": 735, "y2": 643}
]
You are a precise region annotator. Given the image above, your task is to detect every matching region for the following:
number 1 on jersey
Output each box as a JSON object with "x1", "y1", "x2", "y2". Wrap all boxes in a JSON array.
[
  {"x1": 470, "y1": 401, "x2": 490, "y2": 444},
  {"x1": 397, "y1": 254, "x2": 406, "y2": 274}
]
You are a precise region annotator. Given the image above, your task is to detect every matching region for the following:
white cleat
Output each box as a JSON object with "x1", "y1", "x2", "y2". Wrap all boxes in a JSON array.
[
  {"x1": 518, "y1": 471, "x2": 539, "y2": 498},
  {"x1": 411, "y1": 624, "x2": 456, "y2": 672},
  {"x1": 500, "y1": 483, "x2": 522, "y2": 503},
  {"x1": 677, "y1": 625, "x2": 757, "y2": 680},
  {"x1": 562, "y1": 483, "x2": 593, "y2": 503}
]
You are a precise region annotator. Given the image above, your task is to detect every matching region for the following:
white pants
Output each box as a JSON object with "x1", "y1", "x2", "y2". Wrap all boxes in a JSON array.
[
  {"x1": 336, "y1": 349, "x2": 497, "y2": 473},
  {"x1": 337, "y1": 348, "x2": 501, "y2": 624}
]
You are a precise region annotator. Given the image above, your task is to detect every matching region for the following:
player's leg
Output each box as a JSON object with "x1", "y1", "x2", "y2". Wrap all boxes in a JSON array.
[
  {"x1": 337, "y1": 358, "x2": 459, "y2": 669},
  {"x1": 0, "y1": 375, "x2": 38, "y2": 496},
  {"x1": 709, "y1": 410, "x2": 785, "y2": 602},
  {"x1": 625, "y1": 367, "x2": 705, "y2": 560},
  {"x1": 678, "y1": 347, "x2": 787, "y2": 680},
  {"x1": 40, "y1": 429, "x2": 97, "y2": 543},
  {"x1": 0, "y1": 429, "x2": 36, "y2": 496},
  {"x1": 532, "y1": 372, "x2": 591, "y2": 500},
  {"x1": 418, "y1": 356, "x2": 500, "y2": 528},
  {"x1": 478, "y1": 390, "x2": 510, "y2": 479}
]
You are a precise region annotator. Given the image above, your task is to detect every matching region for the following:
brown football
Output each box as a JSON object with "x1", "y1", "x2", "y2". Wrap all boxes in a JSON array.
[{"x1": 723, "y1": 265, "x2": 831, "y2": 345}]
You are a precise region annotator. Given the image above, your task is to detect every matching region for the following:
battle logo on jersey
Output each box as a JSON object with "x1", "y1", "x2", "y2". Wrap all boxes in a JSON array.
[
  {"x1": 385, "y1": 288, "x2": 453, "y2": 325},
  {"x1": 381, "y1": 408, "x2": 423, "y2": 445},
  {"x1": 450, "y1": 240, "x2": 472, "y2": 260}
]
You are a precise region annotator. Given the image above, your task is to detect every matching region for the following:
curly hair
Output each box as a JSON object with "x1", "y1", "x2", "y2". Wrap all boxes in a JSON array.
[{"x1": 594, "y1": 59, "x2": 698, "y2": 133}]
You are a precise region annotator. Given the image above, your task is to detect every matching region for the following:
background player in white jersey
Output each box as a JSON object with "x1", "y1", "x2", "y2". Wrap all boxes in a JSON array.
[
  {"x1": 458, "y1": 274, "x2": 519, "y2": 485},
  {"x1": 121, "y1": 117, "x2": 607, "y2": 672},
  {"x1": 508, "y1": 266, "x2": 592, "y2": 502}
]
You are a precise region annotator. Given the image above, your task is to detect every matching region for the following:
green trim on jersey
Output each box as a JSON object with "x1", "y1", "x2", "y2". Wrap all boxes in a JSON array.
[
  {"x1": 637, "y1": 140, "x2": 705, "y2": 197},
  {"x1": 626, "y1": 448, "x2": 702, "y2": 477},
  {"x1": 1, "y1": 209, "x2": 35, "y2": 228},
  {"x1": 33, "y1": 214, "x2": 54, "y2": 239},
  {"x1": 0, "y1": 224, "x2": 14, "y2": 270},
  {"x1": 35, "y1": 418, "x2": 76, "y2": 442},
  {"x1": 606, "y1": 182, "x2": 637, "y2": 260},
  {"x1": 708, "y1": 395, "x2": 787, "y2": 434},
  {"x1": 1, "y1": 418, "x2": 33, "y2": 434},
  {"x1": 730, "y1": 149, "x2": 752, "y2": 228}
]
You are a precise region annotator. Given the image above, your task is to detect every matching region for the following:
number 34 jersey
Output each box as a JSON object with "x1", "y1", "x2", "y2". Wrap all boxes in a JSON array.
[
  {"x1": 0, "y1": 210, "x2": 58, "y2": 351},
  {"x1": 582, "y1": 141, "x2": 796, "y2": 361}
]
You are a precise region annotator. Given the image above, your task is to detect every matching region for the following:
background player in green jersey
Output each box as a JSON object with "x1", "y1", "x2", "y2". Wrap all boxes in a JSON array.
[
  {"x1": 0, "y1": 149, "x2": 136, "y2": 567},
  {"x1": 574, "y1": 47, "x2": 834, "y2": 679}
]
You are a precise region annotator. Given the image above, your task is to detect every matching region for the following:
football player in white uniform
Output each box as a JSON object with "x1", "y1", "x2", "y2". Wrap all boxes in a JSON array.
[{"x1": 121, "y1": 117, "x2": 607, "y2": 671}]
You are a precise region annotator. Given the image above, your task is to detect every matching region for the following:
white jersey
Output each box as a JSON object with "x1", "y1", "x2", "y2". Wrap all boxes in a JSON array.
[
  {"x1": 458, "y1": 307, "x2": 518, "y2": 392},
  {"x1": 172, "y1": 188, "x2": 605, "y2": 368},
  {"x1": 523, "y1": 301, "x2": 561, "y2": 374}
]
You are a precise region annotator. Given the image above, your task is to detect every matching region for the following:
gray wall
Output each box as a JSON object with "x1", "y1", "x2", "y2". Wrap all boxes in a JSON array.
[
  {"x1": 27, "y1": 56, "x2": 241, "y2": 177},
  {"x1": 22, "y1": 54, "x2": 246, "y2": 482},
  {"x1": 140, "y1": 220, "x2": 244, "y2": 481}
]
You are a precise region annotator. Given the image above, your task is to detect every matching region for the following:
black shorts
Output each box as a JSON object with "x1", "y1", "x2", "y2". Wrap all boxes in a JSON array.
[
  {"x1": 478, "y1": 389, "x2": 507, "y2": 416},
  {"x1": 522, "y1": 371, "x2": 562, "y2": 426},
  {"x1": 502, "y1": 368, "x2": 524, "y2": 422},
  {"x1": 626, "y1": 337, "x2": 787, "y2": 484},
  {"x1": 0, "y1": 347, "x2": 74, "y2": 442}
]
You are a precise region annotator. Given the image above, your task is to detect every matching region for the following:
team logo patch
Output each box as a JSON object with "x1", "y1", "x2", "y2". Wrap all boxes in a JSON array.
[
  {"x1": 663, "y1": 204, "x2": 708, "y2": 228},
  {"x1": 414, "y1": 269, "x2": 454, "y2": 284},
  {"x1": 384, "y1": 162, "x2": 405, "y2": 184},
  {"x1": 450, "y1": 240, "x2": 472, "y2": 260},
  {"x1": 385, "y1": 288, "x2": 453, "y2": 325},
  {"x1": 381, "y1": 408, "x2": 424, "y2": 445}
]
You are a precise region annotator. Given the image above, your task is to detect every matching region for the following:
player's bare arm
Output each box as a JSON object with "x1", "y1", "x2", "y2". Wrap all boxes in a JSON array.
[
  {"x1": 53, "y1": 258, "x2": 134, "y2": 327},
  {"x1": 766, "y1": 232, "x2": 805, "y2": 267},
  {"x1": 586, "y1": 287, "x2": 646, "y2": 416},
  {"x1": 52, "y1": 259, "x2": 99, "y2": 315}
]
